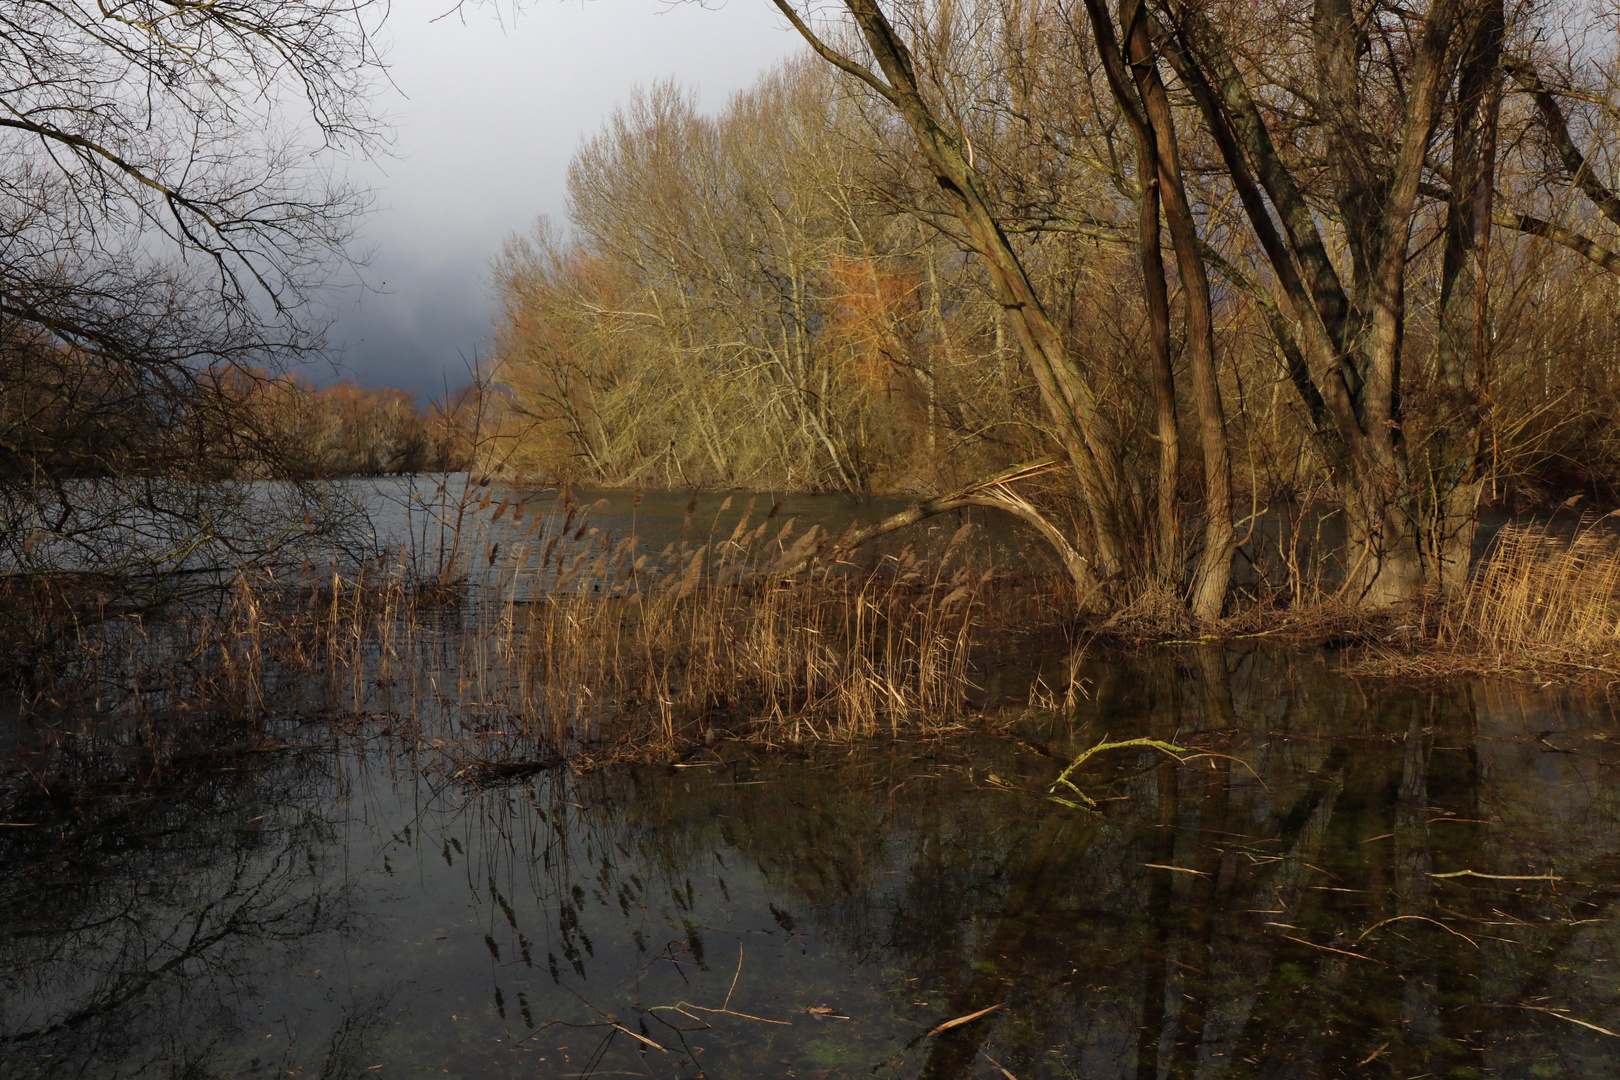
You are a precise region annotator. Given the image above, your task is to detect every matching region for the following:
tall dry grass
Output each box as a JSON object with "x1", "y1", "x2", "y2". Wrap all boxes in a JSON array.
[
  {"x1": 7, "y1": 492, "x2": 1021, "y2": 792},
  {"x1": 347, "y1": 502, "x2": 995, "y2": 758},
  {"x1": 1438, "y1": 517, "x2": 1620, "y2": 672}
]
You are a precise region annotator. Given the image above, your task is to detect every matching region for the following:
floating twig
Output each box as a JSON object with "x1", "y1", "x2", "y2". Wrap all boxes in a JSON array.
[
  {"x1": 1489, "y1": 1004, "x2": 1620, "y2": 1039},
  {"x1": 926, "y1": 1003, "x2": 1003, "y2": 1037},
  {"x1": 979, "y1": 1049, "x2": 1020, "y2": 1079},
  {"x1": 1430, "y1": 869, "x2": 1561, "y2": 881},
  {"x1": 648, "y1": 945, "x2": 793, "y2": 1027},
  {"x1": 1278, "y1": 934, "x2": 1389, "y2": 966},
  {"x1": 1357, "y1": 1041, "x2": 1390, "y2": 1066}
]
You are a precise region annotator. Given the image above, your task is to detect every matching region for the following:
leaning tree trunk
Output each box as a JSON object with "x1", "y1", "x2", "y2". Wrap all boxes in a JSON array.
[{"x1": 772, "y1": 0, "x2": 1142, "y2": 598}]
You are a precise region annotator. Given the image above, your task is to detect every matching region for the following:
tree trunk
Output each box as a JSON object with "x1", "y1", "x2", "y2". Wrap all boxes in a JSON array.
[
  {"x1": 1132, "y1": 112, "x2": 1182, "y2": 581},
  {"x1": 1127, "y1": 4, "x2": 1235, "y2": 621},
  {"x1": 1428, "y1": 0, "x2": 1504, "y2": 592},
  {"x1": 1344, "y1": 493, "x2": 1426, "y2": 608},
  {"x1": 1087, "y1": 0, "x2": 1234, "y2": 620},
  {"x1": 774, "y1": 0, "x2": 1139, "y2": 586}
]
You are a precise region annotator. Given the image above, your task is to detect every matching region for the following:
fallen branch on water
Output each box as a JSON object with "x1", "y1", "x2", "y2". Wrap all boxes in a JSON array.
[
  {"x1": 1047, "y1": 737, "x2": 1193, "y2": 809},
  {"x1": 1047, "y1": 736, "x2": 1265, "y2": 810}
]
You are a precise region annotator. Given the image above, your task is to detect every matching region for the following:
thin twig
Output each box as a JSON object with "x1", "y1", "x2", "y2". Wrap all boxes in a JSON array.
[
  {"x1": 1430, "y1": 869, "x2": 1561, "y2": 881},
  {"x1": 926, "y1": 1003, "x2": 1003, "y2": 1037},
  {"x1": 1278, "y1": 935, "x2": 1389, "y2": 966},
  {"x1": 1354, "y1": 915, "x2": 1480, "y2": 948},
  {"x1": 1486, "y1": 1004, "x2": 1620, "y2": 1039}
]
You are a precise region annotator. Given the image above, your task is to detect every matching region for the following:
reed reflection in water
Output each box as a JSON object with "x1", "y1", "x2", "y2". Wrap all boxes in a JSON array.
[{"x1": 3, "y1": 645, "x2": 1619, "y2": 1079}]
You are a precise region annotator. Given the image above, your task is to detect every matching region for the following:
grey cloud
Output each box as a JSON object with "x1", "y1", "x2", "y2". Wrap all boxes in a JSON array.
[{"x1": 314, "y1": 0, "x2": 800, "y2": 399}]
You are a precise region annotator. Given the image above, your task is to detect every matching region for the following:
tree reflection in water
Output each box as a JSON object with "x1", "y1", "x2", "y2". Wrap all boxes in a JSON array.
[
  {"x1": 0, "y1": 745, "x2": 387, "y2": 1078},
  {"x1": 3, "y1": 645, "x2": 1618, "y2": 1078}
]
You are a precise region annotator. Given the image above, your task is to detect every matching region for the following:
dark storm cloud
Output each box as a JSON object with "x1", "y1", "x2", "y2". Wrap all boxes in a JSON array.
[{"x1": 330, "y1": 249, "x2": 493, "y2": 401}]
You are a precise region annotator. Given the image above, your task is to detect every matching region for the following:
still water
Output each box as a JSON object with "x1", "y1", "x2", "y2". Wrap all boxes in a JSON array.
[{"x1": 4, "y1": 647, "x2": 1619, "y2": 1079}]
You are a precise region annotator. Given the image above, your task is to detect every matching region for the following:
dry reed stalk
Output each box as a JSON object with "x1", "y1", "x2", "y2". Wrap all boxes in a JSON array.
[
  {"x1": 7, "y1": 487, "x2": 1057, "y2": 797},
  {"x1": 419, "y1": 511, "x2": 1000, "y2": 753},
  {"x1": 1439, "y1": 518, "x2": 1620, "y2": 670}
]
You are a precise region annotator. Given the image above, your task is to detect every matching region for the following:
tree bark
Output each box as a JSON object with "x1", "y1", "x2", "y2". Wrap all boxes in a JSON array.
[
  {"x1": 1430, "y1": 0, "x2": 1505, "y2": 592},
  {"x1": 1085, "y1": 0, "x2": 1234, "y2": 620}
]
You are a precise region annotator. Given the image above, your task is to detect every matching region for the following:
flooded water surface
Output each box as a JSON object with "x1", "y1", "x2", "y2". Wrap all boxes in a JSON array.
[{"x1": 4, "y1": 647, "x2": 1620, "y2": 1079}]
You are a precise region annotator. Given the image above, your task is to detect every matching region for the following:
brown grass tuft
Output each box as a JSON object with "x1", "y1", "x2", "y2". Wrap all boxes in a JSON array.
[
  {"x1": 1422, "y1": 518, "x2": 1620, "y2": 678},
  {"x1": 1443, "y1": 520, "x2": 1620, "y2": 653},
  {"x1": 1329, "y1": 518, "x2": 1620, "y2": 683}
]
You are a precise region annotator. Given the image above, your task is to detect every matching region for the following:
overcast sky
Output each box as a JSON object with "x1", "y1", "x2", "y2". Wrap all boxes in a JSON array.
[{"x1": 325, "y1": 0, "x2": 802, "y2": 399}]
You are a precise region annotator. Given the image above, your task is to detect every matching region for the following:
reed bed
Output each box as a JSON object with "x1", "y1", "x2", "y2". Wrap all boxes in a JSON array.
[
  {"x1": 19, "y1": 497, "x2": 1620, "y2": 807},
  {"x1": 5, "y1": 492, "x2": 1040, "y2": 795},
  {"x1": 347, "y1": 502, "x2": 998, "y2": 760},
  {"x1": 1433, "y1": 518, "x2": 1620, "y2": 674}
]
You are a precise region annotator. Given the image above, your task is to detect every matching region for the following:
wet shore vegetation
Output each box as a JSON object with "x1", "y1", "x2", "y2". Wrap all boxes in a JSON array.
[
  {"x1": 492, "y1": 0, "x2": 1620, "y2": 621},
  {"x1": 8, "y1": 0, "x2": 1620, "y2": 798},
  {"x1": 8, "y1": 478, "x2": 1620, "y2": 809}
]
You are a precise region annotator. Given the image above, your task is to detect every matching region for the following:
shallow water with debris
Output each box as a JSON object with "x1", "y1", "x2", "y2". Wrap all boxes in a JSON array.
[{"x1": 4, "y1": 646, "x2": 1619, "y2": 1079}]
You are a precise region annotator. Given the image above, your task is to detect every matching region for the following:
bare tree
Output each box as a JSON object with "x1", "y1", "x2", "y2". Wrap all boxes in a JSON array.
[
  {"x1": 0, "y1": 0, "x2": 387, "y2": 660},
  {"x1": 495, "y1": 69, "x2": 1035, "y2": 494},
  {"x1": 770, "y1": 0, "x2": 1149, "y2": 604}
]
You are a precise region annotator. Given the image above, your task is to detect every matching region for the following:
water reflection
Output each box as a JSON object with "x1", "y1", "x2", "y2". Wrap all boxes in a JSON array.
[
  {"x1": 0, "y1": 746, "x2": 378, "y2": 1078},
  {"x1": 4, "y1": 647, "x2": 1619, "y2": 1078}
]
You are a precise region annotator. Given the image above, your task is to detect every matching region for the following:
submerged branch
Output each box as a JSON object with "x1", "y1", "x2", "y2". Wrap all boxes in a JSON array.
[{"x1": 1047, "y1": 737, "x2": 1192, "y2": 809}]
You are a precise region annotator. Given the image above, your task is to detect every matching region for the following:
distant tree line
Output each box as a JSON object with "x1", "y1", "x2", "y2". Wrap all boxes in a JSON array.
[
  {"x1": 492, "y1": 0, "x2": 1620, "y2": 615},
  {"x1": 223, "y1": 371, "x2": 483, "y2": 479},
  {"x1": 1, "y1": 339, "x2": 475, "y2": 483}
]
